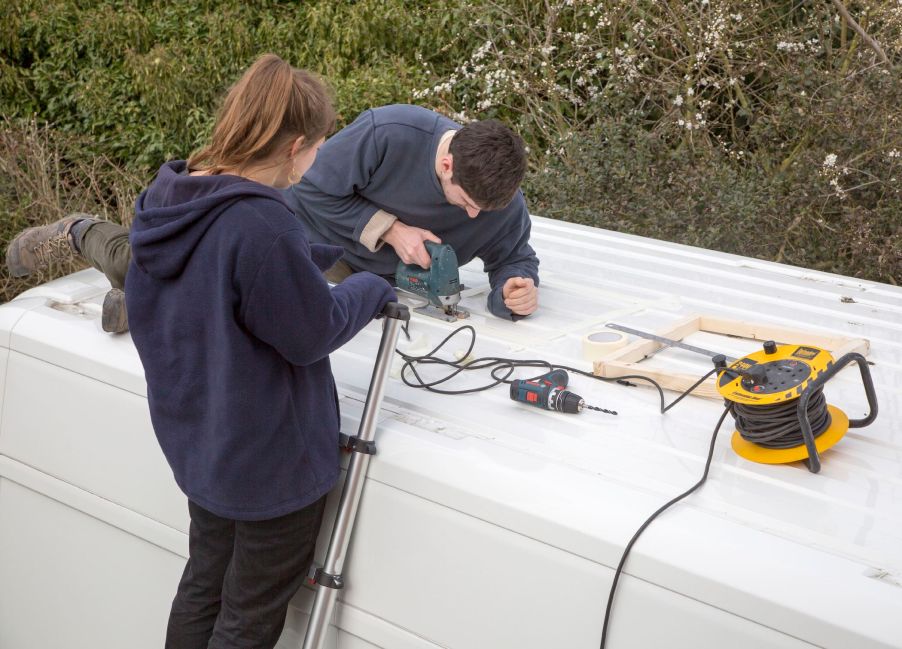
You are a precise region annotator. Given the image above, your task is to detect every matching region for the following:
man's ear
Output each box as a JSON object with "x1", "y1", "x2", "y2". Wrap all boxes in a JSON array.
[{"x1": 440, "y1": 153, "x2": 454, "y2": 178}]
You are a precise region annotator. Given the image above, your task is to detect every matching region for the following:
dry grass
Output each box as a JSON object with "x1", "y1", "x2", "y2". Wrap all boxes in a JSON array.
[{"x1": 0, "y1": 118, "x2": 144, "y2": 302}]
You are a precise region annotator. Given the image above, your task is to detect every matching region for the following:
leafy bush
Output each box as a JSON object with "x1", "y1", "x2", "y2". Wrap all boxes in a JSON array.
[
  {"x1": 0, "y1": 0, "x2": 899, "y2": 304},
  {"x1": 415, "y1": 0, "x2": 901, "y2": 283},
  {"x1": 525, "y1": 113, "x2": 901, "y2": 283},
  {"x1": 1, "y1": 0, "x2": 465, "y2": 172},
  {"x1": 0, "y1": 0, "x2": 469, "y2": 300},
  {"x1": 416, "y1": 1, "x2": 902, "y2": 150}
]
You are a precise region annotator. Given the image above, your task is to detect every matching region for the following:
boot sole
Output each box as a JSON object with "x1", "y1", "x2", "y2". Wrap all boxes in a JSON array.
[
  {"x1": 102, "y1": 289, "x2": 129, "y2": 334},
  {"x1": 6, "y1": 243, "x2": 33, "y2": 278}
]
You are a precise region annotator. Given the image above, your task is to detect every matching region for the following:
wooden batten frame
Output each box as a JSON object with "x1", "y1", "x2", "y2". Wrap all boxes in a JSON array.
[{"x1": 593, "y1": 315, "x2": 869, "y2": 400}]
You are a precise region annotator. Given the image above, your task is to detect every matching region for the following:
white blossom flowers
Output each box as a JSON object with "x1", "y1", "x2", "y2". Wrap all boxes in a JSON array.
[{"x1": 777, "y1": 38, "x2": 820, "y2": 54}]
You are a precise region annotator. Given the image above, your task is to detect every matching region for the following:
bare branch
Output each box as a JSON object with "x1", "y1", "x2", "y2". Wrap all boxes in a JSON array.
[{"x1": 830, "y1": 0, "x2": 888, "y2": 64}]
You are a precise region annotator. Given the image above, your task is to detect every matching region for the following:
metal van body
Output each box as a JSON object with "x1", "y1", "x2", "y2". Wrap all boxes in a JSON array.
[{"x1": 1, "y1": 217, "x2": 899, "y2": 649}]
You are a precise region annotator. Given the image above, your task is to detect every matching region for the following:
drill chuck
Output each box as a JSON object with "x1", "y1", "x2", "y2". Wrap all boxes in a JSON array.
[{"x1": 551, "y1": 389, "x2": 586, "y2": 414}]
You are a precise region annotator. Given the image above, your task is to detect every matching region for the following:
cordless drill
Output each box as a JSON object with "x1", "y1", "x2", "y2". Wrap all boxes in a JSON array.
[{"x1": 509, "y1": 369, "x2": 586, "y2": 414}]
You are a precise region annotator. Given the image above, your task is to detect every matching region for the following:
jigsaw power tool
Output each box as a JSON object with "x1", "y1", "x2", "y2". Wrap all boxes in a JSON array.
[{"x1": 395, "y1": 242, "x2": 470, "y2": 322}]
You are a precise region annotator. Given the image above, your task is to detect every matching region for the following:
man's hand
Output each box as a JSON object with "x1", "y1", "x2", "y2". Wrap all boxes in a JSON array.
[
  {"x1": 502, "y1": 277, "x2": 538, "y2": 316},
  {"x1": 381, "y1": 221, "x2": 441, "y2": 268}
]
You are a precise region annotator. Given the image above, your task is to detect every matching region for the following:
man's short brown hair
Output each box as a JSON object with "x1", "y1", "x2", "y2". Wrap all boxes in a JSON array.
[{"x1": 449, "y1": 119, "x2": 527, "y2": 211}]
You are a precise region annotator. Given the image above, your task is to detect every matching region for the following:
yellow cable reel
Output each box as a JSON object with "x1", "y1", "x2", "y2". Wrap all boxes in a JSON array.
[{"x1": 715, "y1": 341, "x2": 878, "y2": 473}]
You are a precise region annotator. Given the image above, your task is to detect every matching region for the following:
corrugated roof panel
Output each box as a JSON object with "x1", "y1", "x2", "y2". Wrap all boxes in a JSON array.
[{"x1": 3, "y1": 215, "x2": 900, "y2": 645}]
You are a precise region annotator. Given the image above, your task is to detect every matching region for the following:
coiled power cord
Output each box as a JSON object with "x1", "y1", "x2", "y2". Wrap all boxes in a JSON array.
[
  {"x1": 733, "y1": 388, "x2": 831, "y2": 448},
  {"x1": 393, "y1": 324, "x2": 828, "y2": 649}
]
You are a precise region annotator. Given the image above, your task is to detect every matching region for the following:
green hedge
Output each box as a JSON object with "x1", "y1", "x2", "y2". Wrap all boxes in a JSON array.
[
  {"x1": 421, "y1": 0, "x2": 901, "y2": 283},
  {"x1": 1, "y1": 0, "x2": 464, "y2": 171},
  {"x1": 1, "y1": 0, "x2": 899, "y2": 302}
]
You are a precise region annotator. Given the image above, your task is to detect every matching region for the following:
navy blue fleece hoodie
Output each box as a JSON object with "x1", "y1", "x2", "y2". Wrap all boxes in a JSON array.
[{"x1": 126, "y1": 161, "x2": 395, "y2": 520}]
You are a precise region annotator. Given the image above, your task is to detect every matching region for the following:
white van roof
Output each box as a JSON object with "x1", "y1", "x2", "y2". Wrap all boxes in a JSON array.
[{"x1": 3, "y1": 215, "x2": 901, "y2": 646}]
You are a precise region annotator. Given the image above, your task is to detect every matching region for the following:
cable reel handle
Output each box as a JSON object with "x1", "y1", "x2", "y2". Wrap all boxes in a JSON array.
[
  {"x1": 845, "y1": 354, "x2": 879, "y2": 429},
  {"x1": 797, "y1": 352, "x2": 879, "y2": 473},
  {"x1": 799, "y1": 352, "x2": 878, "y2": 427}
]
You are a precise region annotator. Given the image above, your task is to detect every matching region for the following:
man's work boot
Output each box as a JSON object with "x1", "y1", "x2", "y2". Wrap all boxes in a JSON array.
[
  {"x1": 5, "y1": 214, "x2": 89, "y2": 277},
  {"x1": 102, "y1": 288, "x2": 129, "y2": 334}
]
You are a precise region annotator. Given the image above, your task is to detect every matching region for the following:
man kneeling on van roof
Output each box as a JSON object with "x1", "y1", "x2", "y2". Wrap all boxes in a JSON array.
[{"x1": 5, "y1": 104, "x2": 540, "y2": 333}]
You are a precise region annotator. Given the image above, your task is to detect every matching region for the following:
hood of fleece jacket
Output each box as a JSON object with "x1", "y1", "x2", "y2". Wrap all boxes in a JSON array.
[{"x1": 131, "y1": 160, "x2": 289, "y2": 279}]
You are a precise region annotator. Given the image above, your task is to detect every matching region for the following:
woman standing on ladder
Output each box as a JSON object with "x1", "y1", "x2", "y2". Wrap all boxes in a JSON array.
[{"x1": 126, "y1": 54, "x2": 396, "y2": 648}]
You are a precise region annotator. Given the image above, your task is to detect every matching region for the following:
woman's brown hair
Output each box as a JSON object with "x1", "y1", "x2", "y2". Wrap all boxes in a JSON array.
[{"x1": 188, "y1": 54, "x2": 335, "y2": 174}]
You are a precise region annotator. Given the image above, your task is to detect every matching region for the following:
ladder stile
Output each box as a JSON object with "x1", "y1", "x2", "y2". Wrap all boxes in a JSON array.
[{"x1": 301, "y1": 302, "x2": 409, "y2": 649}]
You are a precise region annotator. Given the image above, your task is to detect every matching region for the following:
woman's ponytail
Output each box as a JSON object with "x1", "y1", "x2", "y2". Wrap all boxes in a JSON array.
[{"x1": 189, "y1": 54, "x2": 335, "y2": 174}]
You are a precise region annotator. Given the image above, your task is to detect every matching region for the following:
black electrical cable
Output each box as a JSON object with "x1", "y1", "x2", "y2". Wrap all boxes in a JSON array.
[
  {"x1": 395, "y1": 324, "x2": 717, "y2": 415},
  {"x1": 598, "y1": 387, "x2": 832, "y2": 647},
  {"x1": 394, "y1": 323, "x2": 854, "y2": 647},
  {"x1": 733, "y1": 388, "x2": 831, "y2": 448},
  {"x1": 393, "y1": 324, "x2": 731, "y2": 649},
  {"x1": 598, "y1": 404, "x2": 732, "y2": 649}
]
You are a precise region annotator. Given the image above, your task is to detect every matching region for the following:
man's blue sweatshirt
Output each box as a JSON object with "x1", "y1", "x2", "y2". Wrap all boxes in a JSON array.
[
  {"x1": 126, "y1": 161, "x2": 395, "y2": 520},
  {"x1": 282, "y1": 104, "x2": 540, "y2": 320}
]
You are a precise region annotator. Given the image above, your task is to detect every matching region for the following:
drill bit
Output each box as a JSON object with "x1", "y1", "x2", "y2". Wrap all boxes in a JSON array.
[{"x1": 587, "y1": 404, "x2": 618, "y2": 415}]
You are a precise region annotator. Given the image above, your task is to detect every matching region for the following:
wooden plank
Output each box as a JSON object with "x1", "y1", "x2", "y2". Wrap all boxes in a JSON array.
[
  {"x1": 600, "y1": 339, "x2": 658, "y2": 364},
  {"x1": 593, "y1": 313, "x2": 869, "y2": 400},
  {"x1": 593, "y1": 360, "x2": 721, "y2": 400},
  {"x1": 600, "y1": 315, "x2": 702, "y2": 364},
  {"x1": 699, "y1": 316, "x2": 854, "y2": 350},
  {"x1": 664, "y1": 314, "x2": 703, "y2": 342},
  {"x1": 830, "y1": 337, "x2": 870, "y2": 359}
]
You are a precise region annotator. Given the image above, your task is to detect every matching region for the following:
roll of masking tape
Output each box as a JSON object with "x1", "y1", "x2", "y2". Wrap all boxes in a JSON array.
[{"x1": 581, "y1": 330, "x2": 628, "y2": 362}]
